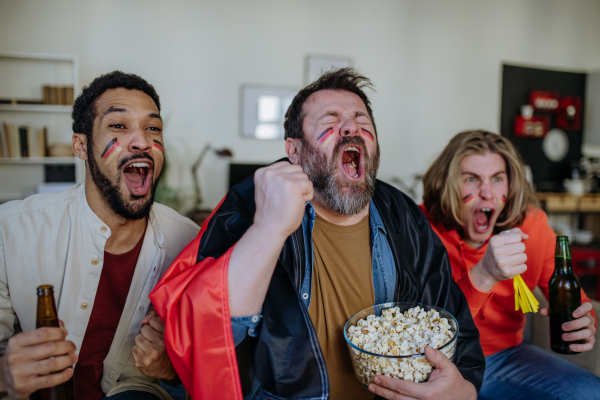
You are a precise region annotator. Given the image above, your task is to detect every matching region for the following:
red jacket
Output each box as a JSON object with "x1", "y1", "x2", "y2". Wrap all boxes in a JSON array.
[{"x1": 419, "y1": 205, "x2": 595, "y2": 357}]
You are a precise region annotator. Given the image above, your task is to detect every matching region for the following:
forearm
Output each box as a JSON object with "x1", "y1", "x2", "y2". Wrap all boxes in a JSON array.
[{"x1": 228, "y1": 223, "x2": 288, "y2": 316}]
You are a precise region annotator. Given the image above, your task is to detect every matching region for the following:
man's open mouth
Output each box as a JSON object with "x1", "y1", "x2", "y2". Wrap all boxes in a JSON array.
[
  {"x1": 123, "y1": 159, "x2": 153, "y2": 197},
  {"x1": 340, "y1": 146, "x2": 363, "y2": 181},
  {"x1": 474, "y1": 207, "x2": 495, "y2": 232}
]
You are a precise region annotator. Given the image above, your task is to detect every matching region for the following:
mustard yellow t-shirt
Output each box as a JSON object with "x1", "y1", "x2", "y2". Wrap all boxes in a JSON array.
[{"x1": 308, "y1": 214, "x2": 375, "y2": 400}]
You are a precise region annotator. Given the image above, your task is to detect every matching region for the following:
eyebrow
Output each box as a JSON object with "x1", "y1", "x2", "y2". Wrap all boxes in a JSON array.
[
  {"x1": 101, "y1": 107, "x2": 162, "y2": 121},
  {"x1": 102, "y1": 106, "x2": 127, "y2": 119},
  {"x1": 317, "y1": 110, "x2": 341, "y2": 121},
  {"x1": 462, "y1": 170, "x2": 507, "y2": 177}
]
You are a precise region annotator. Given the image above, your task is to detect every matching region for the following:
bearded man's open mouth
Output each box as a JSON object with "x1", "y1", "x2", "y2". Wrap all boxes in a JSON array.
[{"x1": 122, "y1": 158, "x2": 154, "y2": 197}]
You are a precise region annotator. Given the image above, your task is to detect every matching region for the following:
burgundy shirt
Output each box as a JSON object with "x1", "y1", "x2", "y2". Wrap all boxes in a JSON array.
[{"x1": 74, "y1": 223, "x2": 147, "y2": 399}]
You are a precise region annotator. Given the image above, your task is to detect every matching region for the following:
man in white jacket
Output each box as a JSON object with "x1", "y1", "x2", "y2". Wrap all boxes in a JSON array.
[{"x1": 0, "y1": 71, "x2": 199, "y2": 399}]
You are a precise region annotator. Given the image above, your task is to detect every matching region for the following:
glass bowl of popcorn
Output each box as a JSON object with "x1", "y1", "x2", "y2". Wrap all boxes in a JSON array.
[{"x1": 344, "y1": 302, "x2": 458, "y2": 387}]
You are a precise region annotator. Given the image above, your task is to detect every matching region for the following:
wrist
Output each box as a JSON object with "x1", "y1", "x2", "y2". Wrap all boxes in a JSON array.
[
  {"x1": 469, "y1": 263, "x2": 496, "y2": 292},
  {"x1": 251, "y1": 220, "x2": 294, "y2": 242}
]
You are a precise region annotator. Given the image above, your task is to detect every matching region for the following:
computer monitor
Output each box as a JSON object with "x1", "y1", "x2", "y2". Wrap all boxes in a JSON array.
[{"x1": 229, "y1": 163, "x2": 268, "y2": 188}]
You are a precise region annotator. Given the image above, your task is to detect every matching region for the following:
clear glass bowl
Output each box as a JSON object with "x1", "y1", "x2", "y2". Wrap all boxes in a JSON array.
[{"x1": 343, "y1": 302, "x2": 458, "y2": 387}]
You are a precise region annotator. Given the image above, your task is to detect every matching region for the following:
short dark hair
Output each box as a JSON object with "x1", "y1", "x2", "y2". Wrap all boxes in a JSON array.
[
  {"x1": 72, "y1": 71, "x2": 161, "y2": 137},
  {"x1": 284, "y1": 67, "x2": 377, "y2": 140}
]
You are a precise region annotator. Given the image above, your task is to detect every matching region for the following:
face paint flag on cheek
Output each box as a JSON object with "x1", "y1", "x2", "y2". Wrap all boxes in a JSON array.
[
  {"x1": 463, "y1": 194, "x2": 474, "y2": 206},
  {"x1": 153, "y1": 141, "x2": 164, "y2": 162},
  {"x1": 317, "y1": 128, "x2": 335, "y2": 148},
  {"x1": 361, "y1": 129, "x2": 375, "y2": 142},
  {"x1": 101, "y1": 138, "x2": 123, "y2": 165},
  {"x1": 501, "y1": 195, "x2": 507, "y2": 204}
]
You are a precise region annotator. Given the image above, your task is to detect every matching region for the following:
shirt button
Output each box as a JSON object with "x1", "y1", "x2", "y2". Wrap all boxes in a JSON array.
[
  {"x1": 100, "y1": 226, "x2": 108, "y2": 233},
  {"x1": 302, "y1": 293, "x2": 309, "y2": 300},
  {"x1": 251, "y1": 315, "x2": 259, "y2": 323},
  {"x1": 139, "y1": 305, "x2": 144, "y2": 311},
  {"x1": 91, "y1": 258, "x2": 99, "y2": 265},
  {"x1": 80, "y1": 303, "x2": 88, "y2": 310}
]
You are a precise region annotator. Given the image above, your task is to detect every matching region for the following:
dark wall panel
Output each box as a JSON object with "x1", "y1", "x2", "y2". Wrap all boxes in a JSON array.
[{"x1": 500, "y1": 64, "x2": 586, "y2": 192}]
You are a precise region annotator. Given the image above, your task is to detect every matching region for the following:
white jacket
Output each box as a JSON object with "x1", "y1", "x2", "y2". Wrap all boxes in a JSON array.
[{"x1": 0, "y1": 183, "x2": 199, "y2": 398}]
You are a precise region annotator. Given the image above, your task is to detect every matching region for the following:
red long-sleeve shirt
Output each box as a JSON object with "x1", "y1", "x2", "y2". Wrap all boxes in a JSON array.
[{"x1": 419, "y1": 205, "x2": 595, "y2": 356}]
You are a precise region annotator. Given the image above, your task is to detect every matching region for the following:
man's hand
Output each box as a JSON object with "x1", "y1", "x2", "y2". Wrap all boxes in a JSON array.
[
  {"x1": 540, "y1": 302, "x2": 596, "y2": 352},
  {"x1": 132, "y1": 310, "x2": 176, "y2": 380},
  {"x1": 368, "y1": 345, "x2": 476, "y2": 400},
  {"x1": 470, "y1": 228, "x2": 529, "y2": 292},
  {"x1": 253, "y1": 162, "x2": 314, "y2": 239},
  {"x1": 0, "y1": 321, "x2": 77, "y2": 399}
]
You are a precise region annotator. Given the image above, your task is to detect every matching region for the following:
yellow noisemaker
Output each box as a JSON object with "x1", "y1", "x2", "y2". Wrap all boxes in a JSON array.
[{"x1": 514, "y1": 274, "x2": 539, "y2": 313}]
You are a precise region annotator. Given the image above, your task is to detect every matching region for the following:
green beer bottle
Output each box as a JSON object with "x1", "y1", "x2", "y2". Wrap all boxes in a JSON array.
[{"x1": 548, "y1": 236, "x2": 584, "y2": 354}]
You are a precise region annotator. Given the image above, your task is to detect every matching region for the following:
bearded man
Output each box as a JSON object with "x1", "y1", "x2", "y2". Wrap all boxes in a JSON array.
[
  {"x1": 0, "y1": 71, "x2": 199, "y2": 399},
  {"x1": 151, "y1": 68, "x2": 485, "y2": 400}
]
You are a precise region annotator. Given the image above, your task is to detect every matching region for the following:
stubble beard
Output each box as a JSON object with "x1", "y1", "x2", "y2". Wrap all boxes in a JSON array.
[
  {"x1": 86, "y1": 137, "x2": 160, "y2": 220},
  {"x1": 299, "y1": 135, "x2": 380, "y2": 216}
]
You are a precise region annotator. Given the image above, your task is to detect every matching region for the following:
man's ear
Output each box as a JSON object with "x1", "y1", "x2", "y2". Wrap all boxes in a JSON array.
[
  {"x1": 72, "y1": 133, "x2": 88, "y2": 161},
  {"x1": 286, "y1": 138, "x2": 302, "y2": 165}
]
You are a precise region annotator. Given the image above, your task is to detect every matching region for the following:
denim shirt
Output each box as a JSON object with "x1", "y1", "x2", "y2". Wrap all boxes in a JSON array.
[{"x1": 231, "y1": 200, "x2": 397, "y2": 345}]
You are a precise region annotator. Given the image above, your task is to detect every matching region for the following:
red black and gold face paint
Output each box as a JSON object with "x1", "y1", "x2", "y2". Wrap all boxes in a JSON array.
[
  {"x1": 152, "y1": 140, "x2": 164, "y2": 162},
  {"x1": 501, "y1": 195, "x2": 507, "y2": 204},
  {"x1": 361, "y1": 128, "x2": 374, "y2": 142},
  {"x1": 101, "y1": 138, "x2": 123, "y2": 165},
  {"x1": 463, "y1": 194, "x2": 474, "y2": 206},
  {"x1": 317, "y1": 128, "x2": 335, "y2": 148}
]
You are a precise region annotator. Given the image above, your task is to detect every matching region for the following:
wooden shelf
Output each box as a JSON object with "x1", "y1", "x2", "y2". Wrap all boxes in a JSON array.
[
  {"x1": 0, "y1": 104, "x2": 72, "y2": 113},
  {"x1": 537, "y1": 192, "x2": 600, "y2": 212},
  {"x1": 0, "y1": 157, "x2": 77, "y2": 165}
]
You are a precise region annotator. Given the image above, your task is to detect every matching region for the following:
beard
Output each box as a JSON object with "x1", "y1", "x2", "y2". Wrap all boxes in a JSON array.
[
  {"x1": 86, "y1": 138, "x2": 160, "y2": 220},
  {"x1": 299, "y1": 135, "x2": 380, "y2": 216}
]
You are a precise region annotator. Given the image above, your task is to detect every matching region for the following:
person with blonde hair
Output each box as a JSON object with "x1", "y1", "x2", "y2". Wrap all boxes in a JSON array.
[{"x1": 420, "y1": 129, "x2": 600, "y2": 399}]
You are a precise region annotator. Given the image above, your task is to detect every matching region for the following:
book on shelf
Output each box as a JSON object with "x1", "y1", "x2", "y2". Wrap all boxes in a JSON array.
[
  {"x1": 10, "y1": 124, "x2": 21, "y2": 158},
  {"x1": 0, "y1": 122, "x2": 48, "y2": 158},
  {"x1": 36, "y1": 127, "x2": 47, "y2": 157},
  {"x1": 0, "y1": 124, "x2": 5, "y2": 158},
  {"x1": 19, "y1": 127, "x2": 28, "y2": 158},
  {"x1": 42, "y1": 85, "x2": 74, "y2": 106}
]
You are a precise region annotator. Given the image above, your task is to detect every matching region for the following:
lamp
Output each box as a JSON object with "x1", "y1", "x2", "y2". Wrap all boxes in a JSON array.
[{"x1": 189, "y1": 144, "x2": 233, "y2": 224}]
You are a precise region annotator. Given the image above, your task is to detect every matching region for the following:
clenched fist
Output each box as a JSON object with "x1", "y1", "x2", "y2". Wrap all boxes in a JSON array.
[
  {"x1": 132, "y1": 310, "x2": 176, "y2": 380},
  {"x1": 470, "y1": 228, "x2": 529, "y2": 292},
  {"x1": 253, "y1": 162, "x2": 314, "y2": 239}
]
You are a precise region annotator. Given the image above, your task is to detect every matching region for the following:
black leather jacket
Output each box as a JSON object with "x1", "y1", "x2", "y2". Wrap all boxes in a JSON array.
[{"x1": 197, "y1": 166, "x2": 485, "y2": 399}]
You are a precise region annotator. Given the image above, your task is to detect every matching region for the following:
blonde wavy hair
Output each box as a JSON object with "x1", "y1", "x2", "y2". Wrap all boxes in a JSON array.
[{"x1": 422, "y1": 130, "x2": 539, "y2": 232}]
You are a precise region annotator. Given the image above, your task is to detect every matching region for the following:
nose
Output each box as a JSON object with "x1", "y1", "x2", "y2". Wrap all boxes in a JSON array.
[
  {"x1": 479, "y1": 181, "x2": 493, "y2": 200},
  {"x1": 127, "y1": 125, "x2": 152, "y2": 154},
  {"x1": 340, "y1": 118, "x2": 360, "y2": 137}
]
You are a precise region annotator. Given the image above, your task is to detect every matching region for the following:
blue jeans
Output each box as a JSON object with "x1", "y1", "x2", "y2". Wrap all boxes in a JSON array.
[
  {"x1": 105, "y1": 391, "x2": 161, "y2": 400},
  {"x1": 479, "y1": 343, "x2": 600, "y2": 400}
]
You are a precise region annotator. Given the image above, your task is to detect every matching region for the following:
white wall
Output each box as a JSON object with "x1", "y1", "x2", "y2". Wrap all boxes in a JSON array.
[{"x1": 2, "y1": 0, "x2": 600, "y2": 208}]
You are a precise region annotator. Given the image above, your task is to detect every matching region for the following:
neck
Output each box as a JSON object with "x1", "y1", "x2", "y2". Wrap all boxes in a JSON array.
[
  {"x1": 311, "y1": 193, "x2": 369, "y2": 226},
  {"x1": 84, "y1": 173, "x2": 148, "y2": 255},
  {"x1": 464, "y1": 238, "x2": 486, "y2": 249}
]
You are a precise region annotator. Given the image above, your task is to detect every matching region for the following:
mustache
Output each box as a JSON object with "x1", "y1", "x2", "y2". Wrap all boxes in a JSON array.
[{"x1": 118, "y1": 153, "x2": 154, "y2": 169}]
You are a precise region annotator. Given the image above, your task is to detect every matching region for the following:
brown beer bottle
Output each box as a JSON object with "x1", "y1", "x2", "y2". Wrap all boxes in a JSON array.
[
  {"x1": 29, "y1": 285, "x2": 74, "y2": 400},
  {"x1": 549, "y1": 236, "x2": 584, "y2": 354}
]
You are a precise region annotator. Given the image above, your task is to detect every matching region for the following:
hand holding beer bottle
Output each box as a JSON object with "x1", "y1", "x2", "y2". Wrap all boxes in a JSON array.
[
  {"x1": 542, "y1": 236, "x2": 597, "y2": 354},
  {"x1": 0, "y1": 285, "x2": 77, "y2": 399}
]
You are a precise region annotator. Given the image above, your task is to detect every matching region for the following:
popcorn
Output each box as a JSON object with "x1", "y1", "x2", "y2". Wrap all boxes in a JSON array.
[{"x1": 346, "y1": 306, "x2": 456, "y2": 385}]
